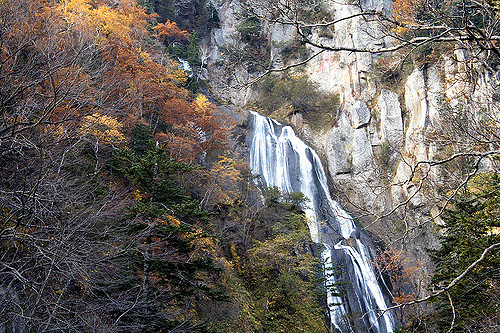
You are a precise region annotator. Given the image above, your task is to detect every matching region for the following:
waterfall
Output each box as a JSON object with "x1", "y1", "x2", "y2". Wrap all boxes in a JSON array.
[{"x1": 248, "y1": 111, "x2": 394, "y2": 333}]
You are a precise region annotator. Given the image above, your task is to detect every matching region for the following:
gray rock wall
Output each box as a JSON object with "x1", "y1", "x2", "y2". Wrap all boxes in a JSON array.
[{"x1": 203, "y1": 0, "x2": 489, "y2": 301}]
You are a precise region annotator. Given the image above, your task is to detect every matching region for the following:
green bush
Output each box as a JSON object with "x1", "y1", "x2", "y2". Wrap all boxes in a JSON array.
[
  {"x1": 376, "y1": 140, "x2": 393, "y2": 169},
  {"x1": 253, "y1": 74, "x2": 339, "y2": 132},
  {"x1": 237, "y1": 17, "x2": 261, "y2": 43},
  {"x1": 280, "y1": 39, "x2": 310, "y2": 64}
]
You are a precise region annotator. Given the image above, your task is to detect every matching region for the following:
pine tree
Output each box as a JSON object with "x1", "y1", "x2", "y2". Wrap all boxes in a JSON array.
[
  {"x1": 107, "y1": 124, "x2": 226, "y2": 332},
  {"x1": 427, "y1": 173, "x2": 500, "y2": 332}
]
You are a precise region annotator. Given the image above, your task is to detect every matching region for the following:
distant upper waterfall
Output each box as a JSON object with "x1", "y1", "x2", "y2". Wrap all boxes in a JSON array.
[{"x1": 248, "y1": 111, "x2": 394, "y2": 333}]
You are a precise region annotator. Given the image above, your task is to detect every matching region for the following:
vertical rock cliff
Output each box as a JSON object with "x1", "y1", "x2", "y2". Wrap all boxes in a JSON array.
[{"x1": 201, "y1": 0, "x2": 500, "y2": 314}]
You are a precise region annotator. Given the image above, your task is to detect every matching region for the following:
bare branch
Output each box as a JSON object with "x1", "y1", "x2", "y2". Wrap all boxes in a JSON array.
[{"x1": 379, "y1": 242, "x2": 500, "y2": 314}]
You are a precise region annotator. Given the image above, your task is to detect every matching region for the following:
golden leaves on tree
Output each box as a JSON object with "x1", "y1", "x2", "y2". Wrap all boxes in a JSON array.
[
  {"x1": 79, "y1": 113, "x2": 125, "y2": 145},
  {"x1": 154, "y1": 20, "x2": 189, "y2": 43},
  {"x1": 391, "y1": 0, "x2": 423, "y2": 29}
]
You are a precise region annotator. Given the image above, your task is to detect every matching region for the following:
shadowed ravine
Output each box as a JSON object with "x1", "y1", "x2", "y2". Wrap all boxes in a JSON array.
[{"x1": 248, "y1": 112, "x2": 394, "y2": 333}]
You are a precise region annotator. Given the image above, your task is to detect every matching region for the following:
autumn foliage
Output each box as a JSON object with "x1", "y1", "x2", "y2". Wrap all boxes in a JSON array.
[
  {"x1": 374, "y1": 247, "x2": 420, "y2": 325},
  {"x1": 154, "y1": 20, "x2": 190, "y2": 42},
  {"x1": 392, "y1": 0, "x2": 423, "y2": 26},
  {"x1": 0, "y1": 0, "x2": 334, "y2": 331},
  {"x1": 0, "y1": 0, "x2": 230, "y2": 331},
  {"x1": 0, "y1": 0, "x2": 226, "y2": 161}
]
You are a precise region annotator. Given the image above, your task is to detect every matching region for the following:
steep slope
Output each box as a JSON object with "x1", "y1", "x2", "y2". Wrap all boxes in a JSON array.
[{"x1": 200, "y1": 0, "x2": 500, "y2": 328}]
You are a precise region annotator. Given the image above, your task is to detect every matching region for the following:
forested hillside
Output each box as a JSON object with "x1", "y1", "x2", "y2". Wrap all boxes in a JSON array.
[
  {"x1": 0, "y1": 1, "x2": 329, "y2": 332},
  {"x1": 2, "y1": 0, "x2": 500, "y2": 332}
]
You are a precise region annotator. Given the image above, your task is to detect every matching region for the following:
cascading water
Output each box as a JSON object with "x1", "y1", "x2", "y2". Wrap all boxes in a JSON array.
[{"x1": 248, "y1": 111, "x2": 394, "y2": 333}]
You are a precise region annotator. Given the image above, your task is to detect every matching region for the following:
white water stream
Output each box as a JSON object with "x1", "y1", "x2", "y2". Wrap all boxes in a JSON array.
[{"x1": 248, "y1": 112, "x2": 394, "y2": 333}]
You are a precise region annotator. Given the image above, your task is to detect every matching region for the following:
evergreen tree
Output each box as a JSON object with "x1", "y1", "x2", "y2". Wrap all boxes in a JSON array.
[
  {"x1": 426, "y1": 173, "x2": 500, "y2": 332},
  {"x1": 107, "y1": 124, "x2": 225, "y2": 332}
]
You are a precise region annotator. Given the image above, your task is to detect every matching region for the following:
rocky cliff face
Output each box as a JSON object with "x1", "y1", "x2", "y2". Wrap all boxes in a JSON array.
[{"x1": 202, "y1": 0, "x2": 495, "y2": 300}]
